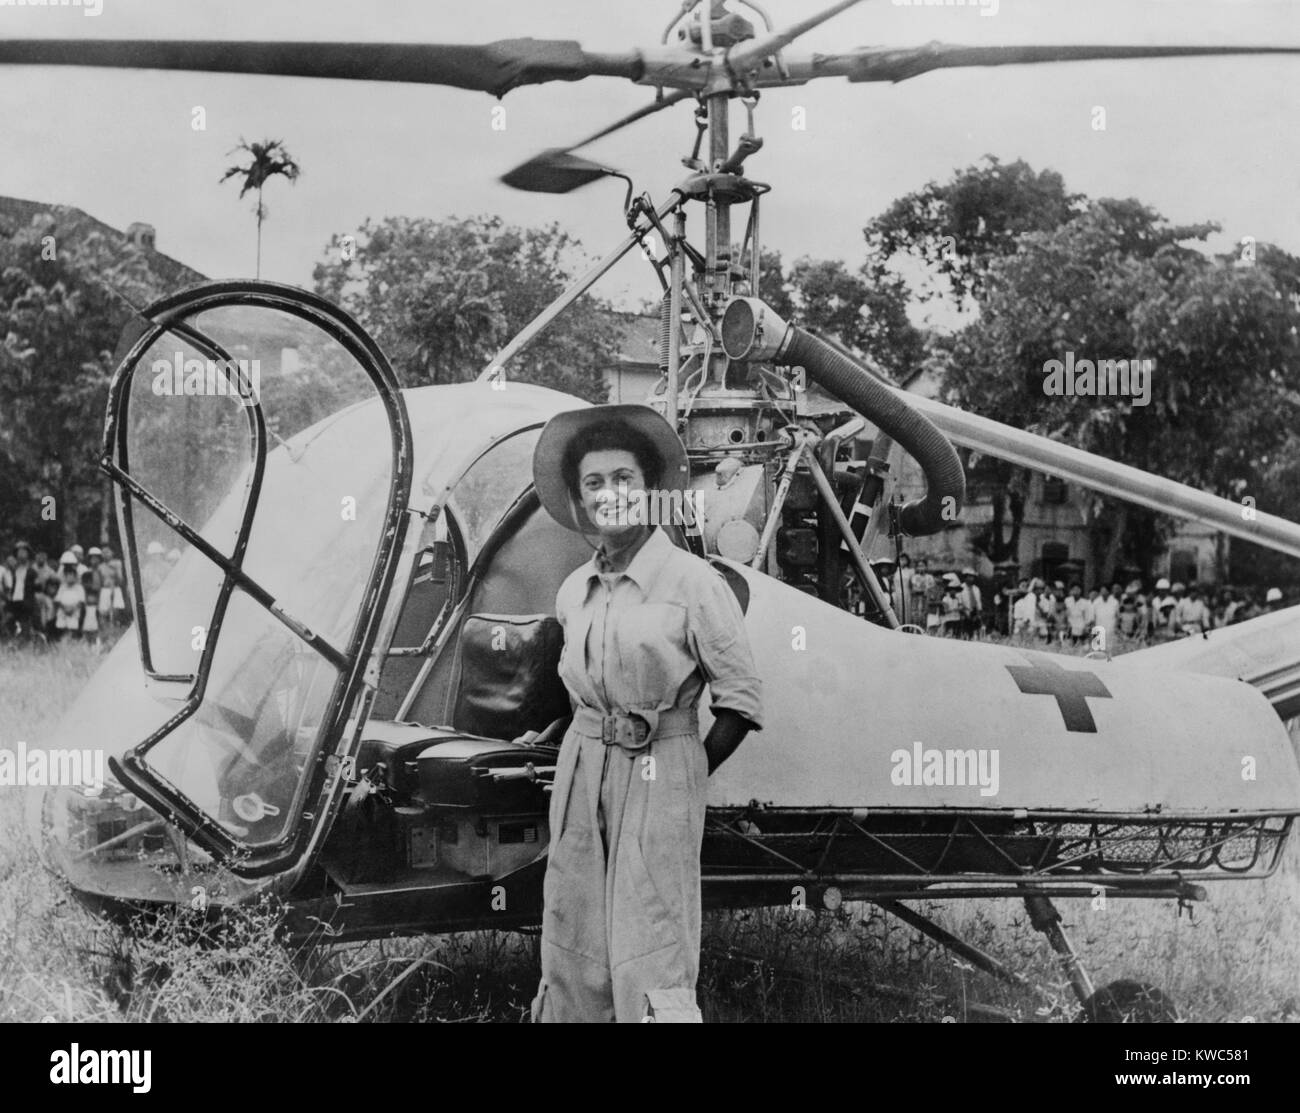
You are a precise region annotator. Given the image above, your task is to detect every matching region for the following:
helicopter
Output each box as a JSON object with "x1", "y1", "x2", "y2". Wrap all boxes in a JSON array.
[{"x1": 11, "y1": 0, "x2": 1300, "y2": 1023}]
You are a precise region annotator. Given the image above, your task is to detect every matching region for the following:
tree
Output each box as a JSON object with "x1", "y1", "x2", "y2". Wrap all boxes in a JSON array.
[
  {"x1": 864, "y1": 156, "x2": 1082, "y2": 308},
  {"x1": 757, "y1": 249, "x2": 925, "y2": 380},
  {"x1": 0, "y1": 217, "x2": 155, "y2": 551},
  {"x1": 220, "y1": 138, "x2": 302, "y2": 279},
  {"x1": 312, "y1": 215, "x2": 618, "y2": 401},
  {"x1": 1234, "y1": 430, "x2": 1300, "y2": 588},
  {"x1": 945, "y1": 200, "x2": 1300, "y2": 581}
]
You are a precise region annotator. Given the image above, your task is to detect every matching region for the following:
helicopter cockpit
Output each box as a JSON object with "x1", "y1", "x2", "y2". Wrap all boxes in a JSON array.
[{"x1": 28, "y1": 282, "x2": 625, "y2": 922}]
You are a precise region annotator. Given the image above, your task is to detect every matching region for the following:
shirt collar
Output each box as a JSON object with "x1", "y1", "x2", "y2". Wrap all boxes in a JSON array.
[{"x1": 583, "y1": 527, "x2": 673, "y2": 593}]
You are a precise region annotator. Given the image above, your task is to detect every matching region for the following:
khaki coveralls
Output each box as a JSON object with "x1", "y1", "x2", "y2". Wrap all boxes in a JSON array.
[{"x1": 532, "y1": 527, "x2": 763, "y2": 1023}]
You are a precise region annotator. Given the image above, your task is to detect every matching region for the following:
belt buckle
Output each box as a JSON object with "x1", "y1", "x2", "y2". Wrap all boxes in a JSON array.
[{"x1": 604, "y1": 712, "x2": 649, "y2": 750}]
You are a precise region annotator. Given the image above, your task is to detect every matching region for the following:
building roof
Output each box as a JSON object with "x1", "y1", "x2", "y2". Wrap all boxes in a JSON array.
[
  {"x1": 605, "y1": 310, "x2": 661, "y2": 368},
  {"x1": 0, "y1": 194, "x2": 206, "y2": 291}
]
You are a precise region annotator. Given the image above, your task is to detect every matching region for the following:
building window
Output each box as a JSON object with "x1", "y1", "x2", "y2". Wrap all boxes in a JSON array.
[
  {"x1": 1041, "y1": 475, "x2": 1067, "y2": 504},
  {"x1": 964, "y1": 452, "x2": 1000, "y2": 504},
  {"x1": 1170, "y1": 548, "x2": 1197, "y2": 585},
  {"x1": 1041, "y1": 541, "x2": 1071, "y2": 584}
]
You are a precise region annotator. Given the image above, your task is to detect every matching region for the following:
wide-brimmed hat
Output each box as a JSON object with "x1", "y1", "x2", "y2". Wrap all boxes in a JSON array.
[
  {"x1": 13, "y1": 539, "x2": 30, "y2": 555},
  {"x1": 532, "y1": 404, "x2": 689, "y2": 534}
]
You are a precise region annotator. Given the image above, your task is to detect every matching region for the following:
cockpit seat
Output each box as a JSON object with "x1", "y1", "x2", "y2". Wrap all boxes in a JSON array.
[{"x1": 452, "y1": 613, "x2": 571, "y2": 741}]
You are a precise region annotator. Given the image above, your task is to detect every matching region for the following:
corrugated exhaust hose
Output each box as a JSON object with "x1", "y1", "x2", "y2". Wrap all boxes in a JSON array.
[
  {"x1": 783, "y1": 328, "x2": 965, "y2": 536},
  {"x1": 718, "y1": 296, "x2": 965, "y2": 538}
]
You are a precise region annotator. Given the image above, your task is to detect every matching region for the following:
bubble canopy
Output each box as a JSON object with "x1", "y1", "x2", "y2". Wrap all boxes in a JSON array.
[{"x1": 102, "y1": 283, "x2": 414, "y2": 879}]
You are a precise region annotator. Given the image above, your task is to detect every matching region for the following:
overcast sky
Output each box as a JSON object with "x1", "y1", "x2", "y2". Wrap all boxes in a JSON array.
[{"x1": 2, "y1": 0, "x2": 1299, "y2": 328}]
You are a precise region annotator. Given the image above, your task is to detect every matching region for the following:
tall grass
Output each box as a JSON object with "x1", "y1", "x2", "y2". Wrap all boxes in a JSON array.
[{"x1": 2, "y1": 635, "x2": 1297, "y2": 1022}]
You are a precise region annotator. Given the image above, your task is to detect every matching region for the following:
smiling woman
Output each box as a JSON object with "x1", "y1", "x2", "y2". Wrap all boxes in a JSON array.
[{"x1": 526, "y1": 403, "x2": 764, "y2": 1024}]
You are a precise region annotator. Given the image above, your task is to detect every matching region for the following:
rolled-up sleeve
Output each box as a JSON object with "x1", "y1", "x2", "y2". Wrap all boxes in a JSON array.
[{"x1": 687, "y1": 569, "x2": 764, "y2": 731}]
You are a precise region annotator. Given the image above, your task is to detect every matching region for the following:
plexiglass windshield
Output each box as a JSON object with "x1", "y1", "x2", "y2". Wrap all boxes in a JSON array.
[{"x1": 118, "y1": 299, "x2": 400, "y2": 848}]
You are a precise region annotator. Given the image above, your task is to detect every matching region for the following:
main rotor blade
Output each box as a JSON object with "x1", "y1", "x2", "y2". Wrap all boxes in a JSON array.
[
  {"x1": 777, "y1": 41, "x2": 1300, "y2": 85},
  {"x1": 0, "y1": 39, "x2": 641, "y2": 96},
  {"x1": 8, "y1": 38, "x2": 1299, "y2": 97},
  {"x1": 500, "y1": 89, "x2": 695, "y2": 193}
]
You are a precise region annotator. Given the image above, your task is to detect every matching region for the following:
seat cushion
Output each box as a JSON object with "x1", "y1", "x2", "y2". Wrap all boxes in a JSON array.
[{"x1": 453, "y1": 613, "x2": 570, "y2": 740}]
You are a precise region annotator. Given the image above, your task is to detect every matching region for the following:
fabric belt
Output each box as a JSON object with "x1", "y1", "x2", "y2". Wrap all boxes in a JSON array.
[{"x1": 571, "y1": 704, "x2": 699, "y2": 752}]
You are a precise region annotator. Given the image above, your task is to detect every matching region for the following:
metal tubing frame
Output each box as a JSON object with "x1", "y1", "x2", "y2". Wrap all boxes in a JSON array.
[
  {"x1": 876, "y1": 898, "x2": 1032, "y2": 990},
  {"x1": 667, "y1": 208, "x2": 685, "y2": 428},
  {"x1": 805, "y1": 450, "x2": 900, "y2": 627},
  {"x1": 476, "y1": 194, "x2": 683, "y2": 383},
  {"x1": 750, "y1": 437, "x2": 805, "y2": 570},
  {"x1": 701, "y1": 807, "x2": 1292, "y2": 886}
]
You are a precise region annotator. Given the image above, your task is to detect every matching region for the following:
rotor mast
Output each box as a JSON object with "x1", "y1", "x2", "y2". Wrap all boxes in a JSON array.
[
  {"x1": 700, "y1": 9, "x2": 731, "y2": 314},
  {"x1": 706, "y1": 88, "x2": 731, "y2": 313}
]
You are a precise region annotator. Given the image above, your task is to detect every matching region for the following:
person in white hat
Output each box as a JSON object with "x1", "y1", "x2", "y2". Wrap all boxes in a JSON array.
[
  {"x1": 1265, "y1": 586, "x2": 1284, "y2": 612},
  {"x1": 526, "y1": 405, "x2": 763, "y2": 1024},
  {"x1": 1149, "y1": 578, "x2": 1173, "y2": 638},
  {"x1": 938, "y1": 573, "x2": 963, "y2": 636},
  {"x1": 53, "y1": 552, "x2": 86, "y2": 639}
]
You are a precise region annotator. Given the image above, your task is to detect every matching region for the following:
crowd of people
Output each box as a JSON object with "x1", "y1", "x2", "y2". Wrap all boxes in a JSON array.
[
  {"x1": 5, "y1": 533, "x2": 1293, "y2": 651},
  {"x1": 0, "y1": 539, "x2": 132, "y2": 643},
  {"x1": 879, "y1": 553, "x2": 1288, "y2": 648}
]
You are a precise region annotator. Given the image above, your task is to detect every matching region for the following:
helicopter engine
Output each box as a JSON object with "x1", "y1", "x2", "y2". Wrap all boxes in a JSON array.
[{"x1": 663, "y1": 294, "x2": 965, "y2": 617}]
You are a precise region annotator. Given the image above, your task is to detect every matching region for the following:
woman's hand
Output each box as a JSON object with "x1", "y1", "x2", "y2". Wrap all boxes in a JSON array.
[{"x1": 511, "y1": 715, "x2": 570, "y2": 747}]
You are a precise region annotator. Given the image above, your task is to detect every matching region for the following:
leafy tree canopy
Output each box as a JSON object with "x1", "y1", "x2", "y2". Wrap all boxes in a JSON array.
[{"x1": 312, "y1": 215, "x2": 618, "y2": 403}]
